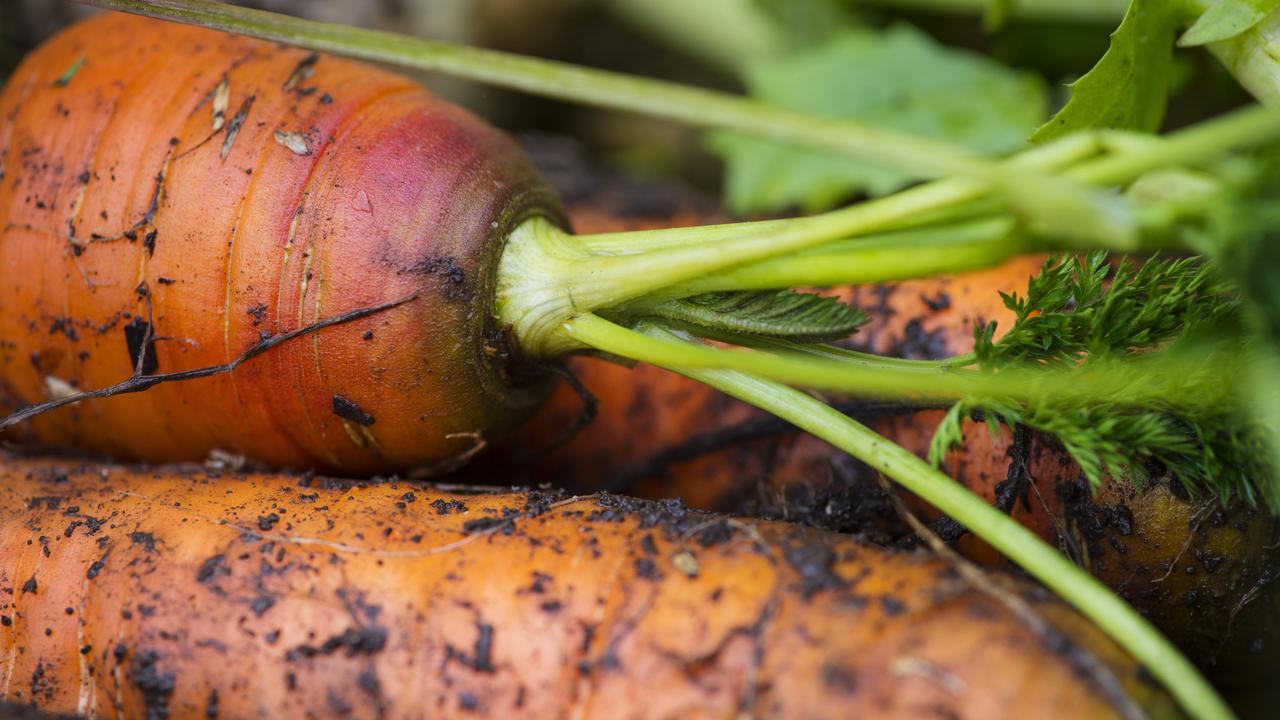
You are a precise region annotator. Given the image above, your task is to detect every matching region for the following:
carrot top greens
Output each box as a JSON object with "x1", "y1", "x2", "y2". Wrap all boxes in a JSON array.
[{"x1": 930, "y1": 252, "x2": 1273, "y2": 507}]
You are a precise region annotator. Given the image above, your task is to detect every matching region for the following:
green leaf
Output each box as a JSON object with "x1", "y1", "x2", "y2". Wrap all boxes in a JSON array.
[
  {"x1": 1031, "y1": 0, "x2": 1187, "y2": 142},
  {"x1": 1179, "y1": 0, "x2": 1280, "y2": 47},
  {"x1": 709, "y1": 24, "x2": 1047, "y2": 213},
  {"x1": 649, "y1": 290, "x2": 868, "y2": 343},
  {"x1": 927, "y1": 402, "x2": 968, "y2": 467}
]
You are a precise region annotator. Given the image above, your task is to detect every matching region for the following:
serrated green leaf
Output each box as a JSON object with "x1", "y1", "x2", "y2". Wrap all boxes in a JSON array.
[
  {"x1": 1179, "y1": 0, "x2": 1280, "y2": 47},
  {"x1": 708, "y1": 24, "x2": 1047, "y2": 213},
  {"x1": 944, "y1": 250, "x2": 1276, "y2": 510},
  {"x1": 1031, "y1": 0, "x2": 1187, "y2": 142},
  {"x1": 928, "y1": 402, "x2": 968, "y2": 467},
  {"x1": 649, "y1": 290, "x2": 868, "y2": 342}
]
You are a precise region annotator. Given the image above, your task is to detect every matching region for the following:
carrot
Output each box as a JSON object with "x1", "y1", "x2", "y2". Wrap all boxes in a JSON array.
[
  {"x1": 0, "y1": 12, "x2": 561, "y2": 473},
  {"x1": 0, "y1": 452, "x2": 1180, "y2": 719}
]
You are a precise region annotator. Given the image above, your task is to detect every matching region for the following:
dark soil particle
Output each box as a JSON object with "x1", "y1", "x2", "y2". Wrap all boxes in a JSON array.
[
  {"x1": 27, "y1": 496, "x2": 63, "y2": 511},
  {"x1": 473, "y1": 623, "x2": 495, "y2": 673},
  {"x1": 357, "y1": 669, "x2": 381, "y2": 698},
  {"x1": 131, "y1": 650, "x2": 176, "y2": 720},
  {"x1": 634, "y1": 557, "x2": 660, "y2": 580},
  {"x1": 430, "y1": 498, "x2": 466, "y2": 515},
  {"x1": 130, "y1": 531, "x2": 158, "y2": 553},
  {"x1": 889, "y1": 319, "x2": 948, "y2": 360},
  {"x1": 250, "y1": 595, "x2": 276, "y2": 616},
  {"x1": 31, "y1": 662, "x2": 54, "y2": 702},
  {"x1": 286, "y1": 625, "x2": 388, "y2": 660},
  {"x1": 461, "y1": 517, "x2": 514, "y2": 535},
  {"x1": 692, "y1": 521, "x2": 732, "y2": 547},
  {"x1": 409, "y1": 256, "x2": 467, "y2": 300},
  {"x1": 205, "y1": 689, "x2": 219, "y2": 719},
  {"x1": 325, "y1": 691, "x2": 353, "y2": 716},
  {"x1": 257, "y1": 513, "x2": 280, "y2": 531},
  {"x1": 196, "y1": 554, "x2": 229, "y2": 583},
  {"x1": 921, "y1": 291, "x2": 951, "y2": 312},
  {"x1": 246, "y1": 303, "x2": 268, "y2": 327},
  {"x1": 639, "y1": 534, "x2": 658, "y2": 556},
  {"x1": 331, "y1": 394, "x2": 375, "y2": 426},
  {"x1": 822, "y1": 663, "x2": 859, "y2": 695},
  {"x1": 784, "y1": 544, "x2": 846, "y2": 598},
  {"x1": 459, "y1": 692, "x2": 478, "y2": 712},
  {"x1": 879, "y1": 596, "x2": 906, "y2": 616},
  {"x1": 21, "y1": 577, "x2": 37, "y2": 594},
  {"x1": 48, "y1": 317, "x2": 79, "y2": 341}
]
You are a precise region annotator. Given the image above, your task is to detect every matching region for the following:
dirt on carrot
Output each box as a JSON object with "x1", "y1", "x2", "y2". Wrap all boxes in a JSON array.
[
  {"x1": 0, "y1": 452, "x2": 1180, "y2": 719},
  {"x1": 0, "y1": 12, "x2": 561, "y2": 473}
]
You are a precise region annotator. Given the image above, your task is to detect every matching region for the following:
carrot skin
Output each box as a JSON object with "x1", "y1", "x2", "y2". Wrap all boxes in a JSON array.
[
  {"x1": 0, "y1": 13, "x2": 561, "y2": 473},
  {"x1": 0, "y1": 453, "x2": 1178, "y2": 719}
]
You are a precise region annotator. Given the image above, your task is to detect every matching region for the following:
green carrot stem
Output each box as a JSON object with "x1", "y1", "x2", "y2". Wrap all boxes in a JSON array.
[
  {"x1": 574, "y1": 129, "x2": 1103, "y2": 257},
  {"x1": 561, "y1": 313, "x2": 1232, "y2": 423},
  {"x1": 633, "y1": 323, "x2": 1231, "y2": 720},
  {"x1": 653, "y1": 217, "x2": 1025, "y2": 296},
  {"x1": 1068, "y1": 102, "x2": 1280, "y2": 185},
  {"x1": 698, "y1": 333, "x2": 979, "y2": 370}
]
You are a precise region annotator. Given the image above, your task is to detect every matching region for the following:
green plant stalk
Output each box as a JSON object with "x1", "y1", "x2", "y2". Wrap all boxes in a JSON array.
[
  {"x1": 83, "y1": 0, "x2": 1131, "y2": 243},
  {"x1": 633, "y1": 322, "x2": 1231, "y2": 720},
  {"x1": 697, "y1": 332, "x2": 978, "y2": 370},
  {"x1": 575, "y1": 130, "x2": 1104, "y2": 256},
  {"x1": 562, "y1": 313, "x2": 1236, "y2": 426},
  {"x1": 655, "y1": 217, "x2": 1025, "y2": 296}
]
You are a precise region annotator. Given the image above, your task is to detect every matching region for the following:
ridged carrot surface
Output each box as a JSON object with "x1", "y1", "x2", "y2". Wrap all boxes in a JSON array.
[
  {"x1": 0, "y1": 13, "x2": 560, "y2": 473},
  {"x1": 0, "y1": 453, "x2": 1179, "y2": 719}
]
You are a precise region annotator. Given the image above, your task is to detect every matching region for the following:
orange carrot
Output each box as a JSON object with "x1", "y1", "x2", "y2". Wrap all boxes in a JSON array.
[
  {"x1": 0, "y1": 453, "x2": 1177, "y2": 719},
  {"x1": 0, "y1": 13, "x2": 560, "y2": 473}
]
